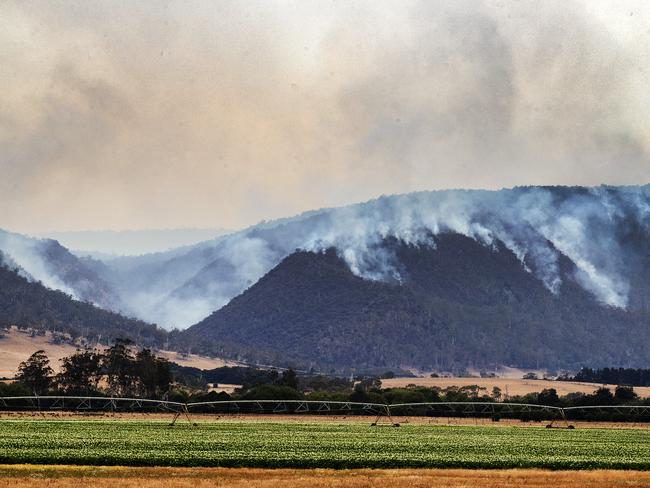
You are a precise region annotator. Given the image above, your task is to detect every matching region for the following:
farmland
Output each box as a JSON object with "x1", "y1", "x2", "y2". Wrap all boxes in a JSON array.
[
  {"x1": 0, "y1": 326, "x2": 237, "y2": 378},
  {"x1": 1, "y1": 419, "x2": 649, "y2": 470},
  {"x1": 3, "y1": 466, "x2": 650, "y2": 488},
  {"x1": 380, "y1": 376, "x2": 650, "y2": 398}
]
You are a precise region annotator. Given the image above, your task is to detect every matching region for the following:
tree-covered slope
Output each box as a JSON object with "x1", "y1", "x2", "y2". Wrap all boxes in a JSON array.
[
  {"x1": 178, "y1": 234, "x2": 650, "y2": 371},
  {"x1": 0, "y1": 259, "x2": 166, "y2": 348}
]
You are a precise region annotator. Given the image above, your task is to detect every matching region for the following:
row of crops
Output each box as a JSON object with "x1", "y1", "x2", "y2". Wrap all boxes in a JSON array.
[{"x1": 0, "y1": 419, "x2": 649, "y2": 469}]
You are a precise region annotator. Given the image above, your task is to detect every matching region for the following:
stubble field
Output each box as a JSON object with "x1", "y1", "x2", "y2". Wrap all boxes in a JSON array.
[{"x1": 3, "y1": 465, "x2": 650, "y2": 488}]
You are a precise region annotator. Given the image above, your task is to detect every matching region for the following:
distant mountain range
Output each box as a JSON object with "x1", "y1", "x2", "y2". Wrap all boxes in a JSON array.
[{"x1": 2, "y1": 185, "x2": 650, "y2": 371}]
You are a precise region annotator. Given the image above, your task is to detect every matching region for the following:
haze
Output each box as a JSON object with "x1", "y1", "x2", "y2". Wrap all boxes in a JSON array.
[{"x1": 1, "y1": 0, "x2": 649, "y2": 235}]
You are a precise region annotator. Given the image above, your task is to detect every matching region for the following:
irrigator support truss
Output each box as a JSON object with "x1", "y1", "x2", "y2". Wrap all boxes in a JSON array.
[{"x1": 4, "y1": 396, "x2": 649, "y2": 428}]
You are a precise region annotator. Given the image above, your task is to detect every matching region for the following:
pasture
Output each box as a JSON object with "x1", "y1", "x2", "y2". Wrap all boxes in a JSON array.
[{"x1": 380, "y1": 376, "x2": 650, "y2": 398}]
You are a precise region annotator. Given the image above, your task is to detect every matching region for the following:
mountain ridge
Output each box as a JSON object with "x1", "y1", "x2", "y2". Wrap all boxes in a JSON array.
[
  {"x1": 3, "y1": 184, "x2": 650, "y2": 334},
  {"x1": 176, "y1": 233, "x2": 650, "y2": 371}
]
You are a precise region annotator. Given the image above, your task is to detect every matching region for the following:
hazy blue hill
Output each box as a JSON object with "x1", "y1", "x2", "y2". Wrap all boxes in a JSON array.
[
  {"x1": 4, "y1": 185, "x2": 650, "y2": 369},
  {"x1": 96, "y1": 184, "x2": 650, "y2": 329},
  {"x1": 0, "y1": 256, "x2": 166, "y2": 347},
  {"x1": 0, "y1": 230, "x2": 120, "y2": 311}
]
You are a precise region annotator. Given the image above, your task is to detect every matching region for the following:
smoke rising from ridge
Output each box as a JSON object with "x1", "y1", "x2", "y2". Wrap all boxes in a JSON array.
[
  {"x1": 105, "y1": 185, "x2": 650, "y2": 327},
  {"x1": 0, "y1": 231, "x2": 77, "y2": 297},
  {"x1": 1, "y1": 185, "x2": 650, "y2": 328}
]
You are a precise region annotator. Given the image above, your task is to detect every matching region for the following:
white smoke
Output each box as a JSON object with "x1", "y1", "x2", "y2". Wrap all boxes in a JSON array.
[
  {"x1": 0, "y1": 230, "x2": 78, "y2": 297},
  {"x1": 3, "y1": 185, "x2": 649, "y2": 328},
  {"x1": 304, "y1": 186, "x2": 643, "y2": 304}
]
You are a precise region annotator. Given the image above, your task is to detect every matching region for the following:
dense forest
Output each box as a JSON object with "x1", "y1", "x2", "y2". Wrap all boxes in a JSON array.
[
  {"x1": 563, "y1": 368, "x2": 650, "y2": 387},
  {"x1": 177, "y1": 235, "x2": 650, "y2": 372}
]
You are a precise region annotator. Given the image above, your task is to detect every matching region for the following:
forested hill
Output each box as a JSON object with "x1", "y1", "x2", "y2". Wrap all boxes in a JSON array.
[
  {"x1": 177, "y1": 234, "x2": 650, "y2": 372},
  {"x1": 4, "y1": 186, "x2": 650, "y2": 332},
  {"x1": 0, "y1": 260, "x2": 166, "y2": 348}
]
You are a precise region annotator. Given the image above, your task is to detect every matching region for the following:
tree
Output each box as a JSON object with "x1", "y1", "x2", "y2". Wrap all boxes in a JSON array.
[
  {"x1": 356, "y1": 376, "x2": 382, "y2": 391},
  {"x1": 537, "y1": 388, "x2": 559, "y2": 406},
  {"x1": 103, "y1": 339, "x2": 136, "y2": 396},
  {"x1": 0, "y1": 381, "x2": 30, "y2": 396},
  {"x1": 277, "y1": 368, "x2": 298, "y2": 390},
  {"x1": 522, "y1": 372, "x2": 538, "y2": 380},
  {"x1": 16, "y1": 350, "x2": 53, "y2": 395},
  {"x1": 56, "y1": 349, "x2": 102, "y2": 395},
  {"x1": 614, "y1": 385, "x2": 637, "y2": 403},
  {"x1": 593, "y1": 387, "x2": 615, "y2": 405},
  {"x1": 135, "y1": 348, "x2": 171, "y2": 398},
  {"x1": 241, "y1": 384, "x2": 303, "y2": 400},
  {"x1": 491, "y1": 386, "x2": 502, "y2": 401}
]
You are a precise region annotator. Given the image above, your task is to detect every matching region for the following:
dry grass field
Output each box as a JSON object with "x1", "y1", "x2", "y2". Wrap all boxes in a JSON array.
[
  {"x1": 381, "y1": 376, "x2": 650, "y2": 398},
  {"x1": 0, "y1": 327, "x2": 237, "y2": 378},
  {"x1": 2, "y1": 465, "x2": 650, "y2": 488},
  {"x1": 0, "y1": 328, "x2": 79, "y2": 378}
]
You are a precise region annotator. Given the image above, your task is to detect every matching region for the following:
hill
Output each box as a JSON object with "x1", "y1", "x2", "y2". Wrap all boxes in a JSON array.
[
  {"x1": 0, "y1": 230, "x2": 119, "y2": 310},
  {"x1": 379, "y1": 377, "x2": 650, "y2": 398},
  {"x1": 177, "y1": 234, "x2": 650, "y2": 372},
  {"x1": 95, "y1": 184, "x2": 650, "y2": 329},
  {"x1": 0, "y1": 258, "x2": 166, "y2": 348},
  {"x1": 38, "y1": 228, "x2": 230, "y2": 257},
  {"x1": 4, "y1": 185, "x2": 650, "y2": 333}
]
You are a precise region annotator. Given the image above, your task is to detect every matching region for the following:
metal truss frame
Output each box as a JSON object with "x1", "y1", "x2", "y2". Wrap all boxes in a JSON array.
[{"x1": 2, "y1": 397, "x2": 649, "y2": 428}]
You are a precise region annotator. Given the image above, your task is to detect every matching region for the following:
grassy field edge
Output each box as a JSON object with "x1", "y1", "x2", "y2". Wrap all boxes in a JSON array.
[{"x1": 3, "y1": 465, "x2": 650, "y2": 488}]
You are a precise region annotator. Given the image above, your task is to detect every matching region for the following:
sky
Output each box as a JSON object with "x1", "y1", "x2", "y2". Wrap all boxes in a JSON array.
[{"x1": 1, "y1": 0, "x2": 649, "y2": 234}]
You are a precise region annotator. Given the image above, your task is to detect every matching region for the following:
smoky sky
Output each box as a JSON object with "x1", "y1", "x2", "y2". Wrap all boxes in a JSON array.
[{"x1": 1, "y1": 0, "x2": 649, "y2": 233}]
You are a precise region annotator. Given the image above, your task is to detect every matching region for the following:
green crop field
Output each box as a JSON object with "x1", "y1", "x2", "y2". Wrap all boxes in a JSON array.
[{"x1": 0, "y1": 420, "x2": 649, "y2": 470}]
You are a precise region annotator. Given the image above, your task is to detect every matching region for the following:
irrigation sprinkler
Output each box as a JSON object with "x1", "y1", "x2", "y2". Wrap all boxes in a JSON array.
[
  {"x1": 563, "y1": 404, "x2": 650, "y2": 424},
  {"x1": 0, "y1": 396, "x2": 189, "y2": 424},
  {"x1": 369, "y1": 404, "x2": 400, "y2": 427},
  {"x1": 7, "y1": 396, "x2": 650, "y2": 428},
  {"x1": 169, "y1": 404, "x2": 198, "y2": 426},
  {"x1": 388, "y1": 402, "x2": 574, "y2": 428},
  {"x1": 185, "y1": 399, "x2": 392, "y2": 425}
]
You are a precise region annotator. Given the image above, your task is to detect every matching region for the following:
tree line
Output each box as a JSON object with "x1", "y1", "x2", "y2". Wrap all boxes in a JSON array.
[
  {"x1": 560, "y1": 367, "x2": 650, "y2": 387},
  {"x1": 8, "y1": 339, "x2": 171, "y2": 398},
  {"x1": 4, "y1": 345, "x2": 650, "y2": 421}
]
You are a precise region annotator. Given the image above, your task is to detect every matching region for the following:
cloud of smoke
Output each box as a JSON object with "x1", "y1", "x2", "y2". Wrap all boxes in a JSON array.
[
  {"x1": 2, "y1": 1, "x2": 650, "y2": 327},
  {"x1": 0, "y1": 230, "x2": 78, "y2": 297},
  {"x1": 1, "y1": 1, "x2": 649, "y2": 233}
]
